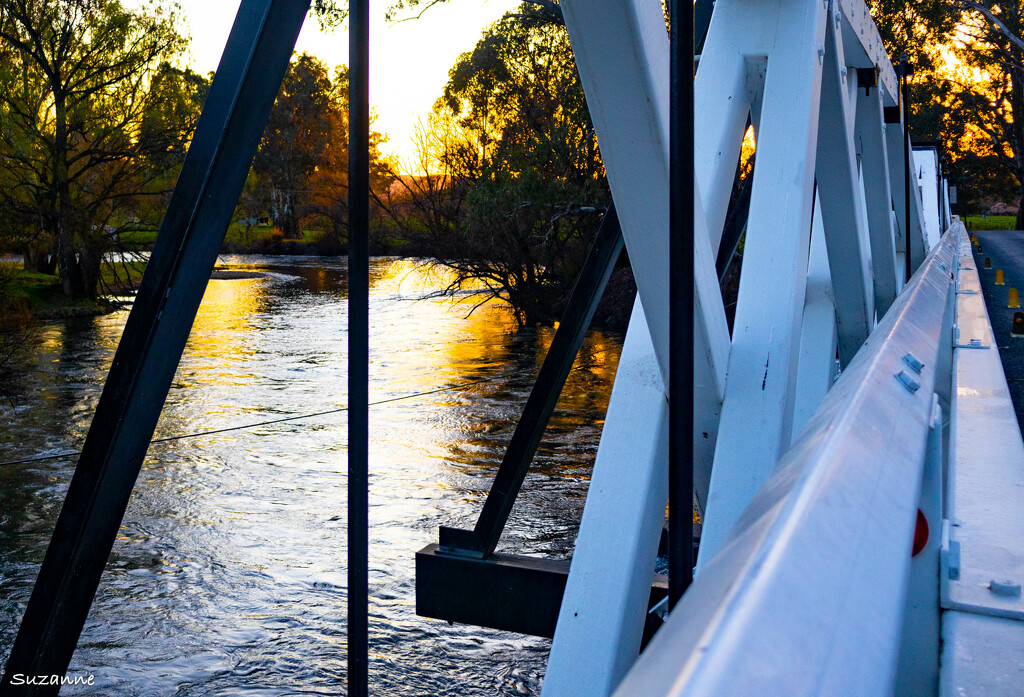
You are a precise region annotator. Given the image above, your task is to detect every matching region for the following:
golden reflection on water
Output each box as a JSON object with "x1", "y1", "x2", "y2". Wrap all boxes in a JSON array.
[{"x1": 1, "y1": 255, "x2": 626, "y2": 694}]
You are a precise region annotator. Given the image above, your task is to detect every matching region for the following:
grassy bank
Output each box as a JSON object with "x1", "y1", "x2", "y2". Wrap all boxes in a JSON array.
[
  {"x1": 120, "y1": 222, "x2": 329, "y2": 253},
  {"x1": 1, "y1": 261, "x2": 146, "y2": 320},
  {"x1": 963, "y1": 215, "x2": 1017, "y2": 231},
  {"x1": 120, "y1": 220, "x2": 424, "y2": 256}
]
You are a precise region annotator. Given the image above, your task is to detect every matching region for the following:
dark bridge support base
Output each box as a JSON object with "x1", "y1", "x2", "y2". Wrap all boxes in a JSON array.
[{"x1": 416, "y1": 543, "x2": 683, "y2": 646}]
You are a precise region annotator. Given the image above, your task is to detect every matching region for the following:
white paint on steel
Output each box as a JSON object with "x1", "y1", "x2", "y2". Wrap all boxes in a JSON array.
[
  {"x1": 543, "y1": 298, "x2": 668, "y2": 697},
  {"x1": 612, "y1": 229, "x2": 959, "y2": 697},
  {"x1": 540, "y1": 0, "x2": 941, "y2": 689},
  {"x1": 894, "y1": 395, "x2": 942, "y2": 696},
  {"x1": 914, "y1": 145, "x2": 942, "y2": 251},
  {"x1": 549, "y1": 0, "x2": 729, "y2": 691},
  {"x1": 885, "y1": 117, "x2": 928, "y2": 268},
  {"x1": 792, "y1": 198, "x2": 838, "y2": 440},
  {"x1": 693, "y1": 45, "x2": 753, "y2": 255},
  {"x1": 856, "y1": 78, "x2": 899, "y2": 316},
  {"x1": 815, "y1": 16, "x2": 874, "y2": 365},
  {"x1": 837, "y1": 0, "x2": 898, "y2": 105},
  {"x1": 942, "y1": 179, "x2": 952, "y2": 230},
  {"x1": 698, "y1": 0, "x2": 828, "y2": 566},
  {"x1": 941, "y1": 232, "x2": 1024, "y2": 696}
]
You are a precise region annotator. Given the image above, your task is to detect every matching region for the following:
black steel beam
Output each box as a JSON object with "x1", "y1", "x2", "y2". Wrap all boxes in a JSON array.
[
  {"x1": 0, "y1": 1, "x2": 309, "y2": 692},
  {"x1": 669, "y1": 0, "x2": 696, "y2": 607},
  {"x1": 898, "y1": 55, "x2": 913, "y2": 283},
  {"x1": 416, "y1": 544, "x2": 668, "y2": 640},
  {"x1": 715, "y1": 161, "x2": 753, "y2": 282},
  {"x1": 439, "y1": 205, "x2": 624, "y2": 557},
  {"x1": 694, "y1": 0, "x2": 715, "y2": 54},
  {"x1": 347, "y1": 0, "x2": 370, "y2": 691}
]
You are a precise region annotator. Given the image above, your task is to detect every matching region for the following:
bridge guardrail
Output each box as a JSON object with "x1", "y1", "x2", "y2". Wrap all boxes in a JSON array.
[{"x1": 611, "y1": 224, "x2": 962, "y2": 697}]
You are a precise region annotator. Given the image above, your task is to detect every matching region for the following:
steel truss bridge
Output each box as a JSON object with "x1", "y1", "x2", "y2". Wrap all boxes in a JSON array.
[{"x1": 2, "y1": 0, "x2": 1022, "y2": 695}]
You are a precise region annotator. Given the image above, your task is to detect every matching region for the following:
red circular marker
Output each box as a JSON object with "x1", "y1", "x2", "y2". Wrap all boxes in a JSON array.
[{"x1": 912, "y1": 509, "x2": 929, "y2": 556}]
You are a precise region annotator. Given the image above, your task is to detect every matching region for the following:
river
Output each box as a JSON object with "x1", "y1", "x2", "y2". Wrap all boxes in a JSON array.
[{"x1": 0, "y1": 255, "x2": 623, "y2": 696}]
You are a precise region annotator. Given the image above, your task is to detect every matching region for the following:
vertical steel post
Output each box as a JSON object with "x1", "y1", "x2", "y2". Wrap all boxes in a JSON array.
[
  {"x1": 347, "y1": 0, "x2": 370, "y2": 692},
  {"x1": 669, "y1": 0, "x2": 695, "y2": 606},
  {"x1": 900, "y1": 54, "x2": 912, "y2": 283}
]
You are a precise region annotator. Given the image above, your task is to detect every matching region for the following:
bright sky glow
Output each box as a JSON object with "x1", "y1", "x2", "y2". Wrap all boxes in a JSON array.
[{"x1": 164, "y1": 0, "x2": 518, "y2": 164}]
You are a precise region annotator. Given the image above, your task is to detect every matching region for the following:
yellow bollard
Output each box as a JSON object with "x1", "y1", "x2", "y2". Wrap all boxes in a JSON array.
[
  {"x1": 1010, "y1": 288, "x2": 1020, "y2": 309},
  {"x1": 985, "y1": 257, "x2": 992, "y2": 268},
  {"x1": 996, "y1": 269, "x2": 1005, "y2": 285},
  {"x1": 1013, "y1": 312, "x2": 1024, "y2": 338}
]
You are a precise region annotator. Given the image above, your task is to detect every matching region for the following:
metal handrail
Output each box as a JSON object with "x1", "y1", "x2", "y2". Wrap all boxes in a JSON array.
[{"x1": 612, "y1": 225, "x2": 961, "y2": 697}]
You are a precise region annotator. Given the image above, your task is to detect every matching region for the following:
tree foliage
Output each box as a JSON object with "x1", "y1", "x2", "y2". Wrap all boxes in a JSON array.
[
  {"x1": 869, "y1": 0, "x2": 1024, "y2": 217},
  {"x1": 951, "y1": 1, "x2": 1024, "y2": 221},
  {"x1": 382, "y1": 3, "x2": 608, "y2": 326},
  {"x1": 0, "y1": 0, "x2": 198, "y2": 298},
  {"x1": 253, "y1": 53, "x2": 392, "y2": 244}
]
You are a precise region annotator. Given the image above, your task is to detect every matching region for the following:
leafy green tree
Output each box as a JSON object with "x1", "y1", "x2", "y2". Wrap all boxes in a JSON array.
[
  {"x1": 255, "y1": 53, "x2": 337, "y2": 239},
  {"x1": 951, "y1": 1, "x2": 1024, "y2": 223},
  {"x1": 868, "y1": 0, "x2": 1024, "y2": 218},
  {"x1": 0, "y1": 0, "x2": 190, "y2": 297},
  {"x1": 255, "y1": 54, "x2": 391, "y2": 242},
  {"x1": 385, "y1": 3, "x2": 608, "y2": 326}
]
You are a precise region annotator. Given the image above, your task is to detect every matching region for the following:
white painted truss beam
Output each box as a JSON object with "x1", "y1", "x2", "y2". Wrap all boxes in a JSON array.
[
  {"x1": 886, "y1": 119, "x2": 928, "y2": 270},
  {"x1": 545, "y1": 0, "x2": 922, "y2": 689},
  {"x1": 558, "y1": 0, "x2": 729, "y2": 400},
  {"x1": 792, "y1": 198, "x2": 838, "y2": 440},
  {"x1": 815, "y1": 15, "x2": 874, "y2": 366},
  {"x1": 612, "y1": 229, "x2": 959, "y2": 697},
  {"x1": 548, "y1": 0, "x2": 731, "y2": 692},
  {"x1": 698, "y1": 0, "x2": 828, "y2": 566},
  {"x1": 542, "y1": 298, "x2": 668, "y2": 697},
  {"x1": 694, "y1": 18, "x2": 758, "y2": 256},
  {"x1": 855, "y1": 77, "x2": 899, "y2": 316},
  {"x1": 837, "y1": 0, "x2": 898, "y2": 106}
]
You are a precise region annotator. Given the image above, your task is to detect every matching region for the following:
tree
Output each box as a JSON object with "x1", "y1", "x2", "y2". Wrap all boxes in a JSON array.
[
  {"x1": 0, "y1": 0, "x2": 192, "y2": 298},
  {"x1": 254, "y1": 54, "x2": 391, "y2": 242},
  {"x1": 868, "y1": 0, "x2": 1024, "y2": 218},
  {"x1": 255, "y1": 53, "x2": 336, "y2": 240},
  {"x1": 382, "y1": 3, "x2": 608, "y2": 326},
  {"x1": 951, "y1": 1, "x2": 1024, "y2": 224}
]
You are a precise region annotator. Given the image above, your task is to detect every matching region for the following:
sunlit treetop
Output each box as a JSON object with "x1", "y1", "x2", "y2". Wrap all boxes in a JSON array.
[
  {"x1": 384, "y1": 0, "x2": 561, "y2": 24},
  {"x1": 311, "y1": 0, "x2": 346, "y2": 29}
]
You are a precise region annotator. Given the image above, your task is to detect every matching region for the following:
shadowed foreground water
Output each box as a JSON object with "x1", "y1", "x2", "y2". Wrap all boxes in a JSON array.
[{"x1": 0, "y1": 256, "x2": 622, "y2": 696}]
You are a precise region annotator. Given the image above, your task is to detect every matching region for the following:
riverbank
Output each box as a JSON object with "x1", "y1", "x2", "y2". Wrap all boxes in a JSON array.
[
  {"x1": 1, "y1": 239, "x2": 637, "y2": 332},
  {"x1": 119, "y1": 221, "x2": 432, "y2": 257},
  {"x1": 1, "y1": 262, "x2": 145, "y2": 320}
]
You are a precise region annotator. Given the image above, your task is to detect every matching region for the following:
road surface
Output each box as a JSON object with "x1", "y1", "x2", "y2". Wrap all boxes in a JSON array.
[{"x1": 971, "y1": 229, "x2": 1024, "y2": 433}]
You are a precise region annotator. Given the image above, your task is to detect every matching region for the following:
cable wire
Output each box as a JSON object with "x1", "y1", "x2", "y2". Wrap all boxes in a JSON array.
[
  {"x1": 0, "y1": 345, "x2": 618, "y2": 470},
  {"x1": 0, "y1": 378, "x2": 490, "y2": 468}
]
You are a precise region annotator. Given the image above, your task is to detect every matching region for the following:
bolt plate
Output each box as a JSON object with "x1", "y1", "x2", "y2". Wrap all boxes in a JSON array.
[{"x1": 942, "y1": 537, "x2": 1024, "y2": 621}]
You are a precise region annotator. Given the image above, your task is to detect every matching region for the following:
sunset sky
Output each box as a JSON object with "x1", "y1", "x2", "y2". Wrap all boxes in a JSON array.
[{"x1": 165, "y1": 0, "x2": 517, "y2": 164}]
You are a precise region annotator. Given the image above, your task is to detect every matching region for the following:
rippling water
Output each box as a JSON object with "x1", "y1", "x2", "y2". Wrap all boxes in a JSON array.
[{"x1": 0, "y1": 256, "x2": 623, "y2": 696}]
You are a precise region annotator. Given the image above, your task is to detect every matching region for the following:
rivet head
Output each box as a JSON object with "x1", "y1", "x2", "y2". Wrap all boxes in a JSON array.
[
  {"x1": 902, "y1": 352, "x2": 924, "y2": 374},
  {"x1": 895, "y1": 370, "x2": 920, "y2": 393},
  {"x1": 989, "y1": 579, "x2": 1022, "y2": 597}
]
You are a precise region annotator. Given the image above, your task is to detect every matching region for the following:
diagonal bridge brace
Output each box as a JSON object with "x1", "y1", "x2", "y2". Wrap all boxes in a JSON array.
[
  {"x1": 0, "y1": 0, "x2": 309, "y2": 691},
  {"x1": 437, "y1": 203, "x2": 625, "y2": 558}
]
